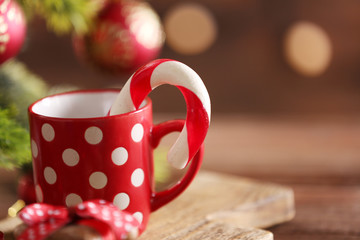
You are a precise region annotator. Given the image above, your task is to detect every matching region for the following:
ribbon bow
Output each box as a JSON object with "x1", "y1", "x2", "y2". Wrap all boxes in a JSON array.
[{"x1": 17, "y1": 200, "x2": 140, "y2": 240}]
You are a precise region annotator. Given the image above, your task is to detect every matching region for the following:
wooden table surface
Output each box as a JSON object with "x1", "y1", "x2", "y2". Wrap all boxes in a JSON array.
[
  {"x1": 201, "y1": 114, "x2": 360, "y2": 240},
  {"x1": 0, "y1": 114, "x2": 360, "y2": 239}
]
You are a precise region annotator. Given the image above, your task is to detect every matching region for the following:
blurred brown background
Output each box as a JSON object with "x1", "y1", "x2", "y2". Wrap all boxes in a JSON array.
[{"x1": 17, "y1": 0, "x2": 360, "y2": 115}]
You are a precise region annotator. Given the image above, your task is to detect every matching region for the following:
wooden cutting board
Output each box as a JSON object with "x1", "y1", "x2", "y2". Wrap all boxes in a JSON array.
[
  {"x1": 138, "y1": 171, "x2": 295, "y2": 240},
  {"x1": 1, "y1": 171, "x2": 295, "y2": 240}
]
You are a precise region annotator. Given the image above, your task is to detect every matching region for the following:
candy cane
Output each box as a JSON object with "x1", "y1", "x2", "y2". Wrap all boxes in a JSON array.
[{"x1": 110, "y1": 59, "x2": 211, "y2": 169}]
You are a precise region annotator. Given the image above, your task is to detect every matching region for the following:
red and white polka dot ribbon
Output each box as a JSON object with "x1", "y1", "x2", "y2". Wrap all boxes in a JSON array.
[
  {"x1": 18, "y1": 200, "x2": 140, "y2": 240},
  {"x1": 110, "y1": 59, "x2": 211, "y2": 169}
]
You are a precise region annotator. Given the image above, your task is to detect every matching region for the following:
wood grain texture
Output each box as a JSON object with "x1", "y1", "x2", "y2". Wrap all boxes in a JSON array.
[
  {"x1": 138, "y1": 171, "x2": 294, "y2": 239},
  {"x1": 0, "y1": 217, "x2": 22, "y2": 235},
  {"x1": 140, "y1": 221, "x2": 273, "y2": 240}
]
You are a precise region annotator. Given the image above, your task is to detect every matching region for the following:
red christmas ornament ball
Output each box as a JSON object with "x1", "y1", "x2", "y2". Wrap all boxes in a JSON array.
[
  {"x1": 73, "y1": 0, "x2": 164, "y2": 74},
  {"x1": 18, "y1": 172, "x2": 36, "y2": 204},
  {"x1": 0, "y1": 0, "x2": 26, "y2": 64}
]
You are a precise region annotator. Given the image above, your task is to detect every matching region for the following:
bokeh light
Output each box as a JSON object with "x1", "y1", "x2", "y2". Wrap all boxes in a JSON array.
[
  {"x1": 284, "y1": 21, "x2": 332, "y2": 77},
  {"x1": 164, "y1": 3, "x2": 217, "y2": 55}
]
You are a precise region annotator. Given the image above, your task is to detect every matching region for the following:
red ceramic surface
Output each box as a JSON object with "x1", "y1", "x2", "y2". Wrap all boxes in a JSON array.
[{"x1": 28, "y1": 89, "x2": 203, "y2": 233}]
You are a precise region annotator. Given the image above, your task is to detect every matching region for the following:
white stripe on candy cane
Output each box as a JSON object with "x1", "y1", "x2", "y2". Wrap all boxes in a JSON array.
[
  {"x1": 167, "y1": 123, "x2": 189, "y2": 169},
  {"x1": 150, "y1": 61, "x2": 211, "y2": 120},
  {"x1": 109, "y1": 75, "x2": 136, "y2": 115}
]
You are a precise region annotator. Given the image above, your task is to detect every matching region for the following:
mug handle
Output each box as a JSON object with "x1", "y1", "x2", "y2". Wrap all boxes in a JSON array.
[{"x1": 150, "y1": 120, "x2": 203, "y2": 211}]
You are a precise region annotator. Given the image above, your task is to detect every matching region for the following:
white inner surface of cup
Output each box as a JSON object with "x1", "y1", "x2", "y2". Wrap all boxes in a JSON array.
[{"x1": 32, "y1": 91, "x2": 121, "y2": 118}]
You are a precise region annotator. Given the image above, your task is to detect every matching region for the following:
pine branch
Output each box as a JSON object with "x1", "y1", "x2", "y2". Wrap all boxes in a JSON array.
[
  {"x1": 0, "y1": 108, "x2": 31, "y2": 169},
  {"x1": 0, "y1": 60, "x2": 48, "y2": 169},
  {"x1": 17, "y1": 0, "x2": 105, "y2": 34},
  {"x1": 0, "y1": 59, "x2": 48, "y2": 128}
]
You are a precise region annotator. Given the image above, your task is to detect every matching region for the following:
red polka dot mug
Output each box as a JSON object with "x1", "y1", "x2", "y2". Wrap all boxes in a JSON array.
[{"x1": 28, "y1": 89, "x2": 204, "y2": 233}]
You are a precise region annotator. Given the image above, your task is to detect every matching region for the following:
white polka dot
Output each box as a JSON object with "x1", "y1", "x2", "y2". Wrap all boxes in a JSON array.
[
  {"x1": 22, "y1": 213, "x2": 30, "y2": 220},
  {"x1": 90, "y1": 208, "x2": 99, "y2": 214},
  {"x1": 77, "y1": 204, "x2": 85, "y2": 210},
  {"x1": 41, "y1": 123, "x2": 55, "y2": 142},
  {"x1": 87, "y1": 202, "x2": 96, "y2": 208},
  {"x1": 89, "y1": 172, "x2": 108, "y2": 189},
  {"x1": 133, "y1": 212, "x2": 143, "y2": 224},
  {"x1": 44, "y1": 167, "x2": 57, "y2": 185},
  {"x1": 114, "y1": 221, "x2": 123, "y2": 228},
  {"x1": 31, "y1": 140, "x2": 38, "y2": 158},
  {"x1": 62, "y1": 148, "x2": 80, "y2": 166},
  {"x1": 36, "y1": 210, "x2": 44, "y2": 216},
  {"x1": 101, "y1": 209, "x2": 111, "y2": 220},
  {"x1": 102, "y1": 215, "x2": 111, "y2": 221},
  {"x1": 131, "y1": 123, "x2": 144, "y2": 142},
  {"x1": 131, "y1": 168, "x2": 144, "y2": 187},
  {"x1": 111, "y1": 147, "x2": 128, "y2": 166},
  {"x1": 35, "y1": 185, "x2": 43, "y2": 202},
  {"x1": 102, "y1": 209, "x2": 111, "y2": 216},
  {"x1": 27, "y1": 209, "x2": 34, "y2": 215},
  {"x1": 65, "y1": 193, "x2": 82, "y2": 207},
  {"x1": 84, "y1": 126, "x2": 103, "y2": 144},
  {"x1": 125, "y1": 215, "x2": 133, "y2": 222},
  {"x1": 125, "y1": 223, "x2": 133, "y2": 231},
  {"x1": 113, "y1": 192, "x2": 130, "y2": 210}
]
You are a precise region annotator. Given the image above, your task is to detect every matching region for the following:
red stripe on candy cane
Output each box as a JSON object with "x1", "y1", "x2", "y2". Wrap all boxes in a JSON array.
[
  {"x1": 177, "y1": 86, "x2": 209, "y2": 163},
  {"x1": 129, "y1": 59, "x2": 166, "y2": 108}
]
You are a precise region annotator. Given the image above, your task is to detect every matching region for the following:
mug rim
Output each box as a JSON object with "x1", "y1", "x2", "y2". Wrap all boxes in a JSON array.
[{"x1": 28, "y1": 88, "x2": 152, "y2": 121}]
